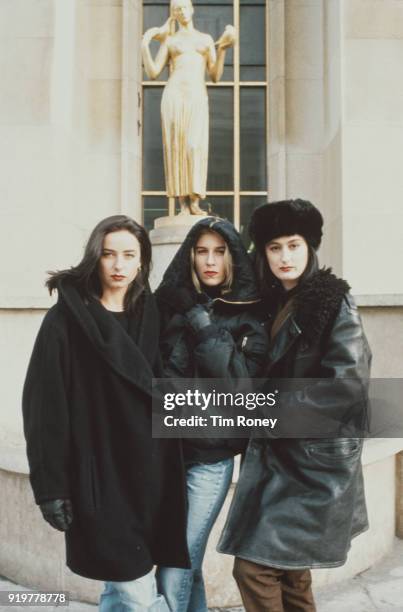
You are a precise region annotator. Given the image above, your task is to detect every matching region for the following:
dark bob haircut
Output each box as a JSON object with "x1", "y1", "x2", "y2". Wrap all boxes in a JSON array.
[{"x1": 46, "y1": 215, "x2": 151, "y2": 312}]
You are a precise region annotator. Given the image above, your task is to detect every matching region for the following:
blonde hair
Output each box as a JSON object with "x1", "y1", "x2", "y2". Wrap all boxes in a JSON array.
[{"x1": 190, "y1": 229, "x2": 233, "y2": 295}]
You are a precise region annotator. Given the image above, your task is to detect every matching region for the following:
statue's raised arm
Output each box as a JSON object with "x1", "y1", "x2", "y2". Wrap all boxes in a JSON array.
[
  {"x1": 141, "y1": 0, "x2": 236, "y2": 215},
  {"x1": 141, "y1": 18, "x2": 172, "y2": 80},
  {"x1": 207, "y1": 25, "x2": 236, "y2": 83}
]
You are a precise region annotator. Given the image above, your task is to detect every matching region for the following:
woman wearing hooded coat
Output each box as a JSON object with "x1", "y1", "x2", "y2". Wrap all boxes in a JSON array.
[
  {"x1": 22, "y1": 215, "x2": 189, "y2": 611},
  {"x1": 154, "y1": 217, "x2": 268, "y2": 612},
  {"x1": 217, "y1": 200, "x2": 371, "y2": 612}
]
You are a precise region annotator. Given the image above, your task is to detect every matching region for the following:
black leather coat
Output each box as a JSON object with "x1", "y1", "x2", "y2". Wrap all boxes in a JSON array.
[
  {"x1": 218, "y1": 269, "x2": 371, "y2": 569},
  {"x1": 155, "y1": 217, "x2": 268, "y2": 462}
]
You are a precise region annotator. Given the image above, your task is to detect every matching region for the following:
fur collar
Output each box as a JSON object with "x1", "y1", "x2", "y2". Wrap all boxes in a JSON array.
[
  {"x1": 266, "y1": 269, "x2": 350, "y2": 343},
  {"x1": 292, "y1": 269, "x2": 350, "y2": 342}
]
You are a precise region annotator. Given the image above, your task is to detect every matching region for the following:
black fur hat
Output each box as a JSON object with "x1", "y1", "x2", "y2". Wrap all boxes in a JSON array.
[{"x1": 249, "y1": 199, "x2": 323, "y2": 251}]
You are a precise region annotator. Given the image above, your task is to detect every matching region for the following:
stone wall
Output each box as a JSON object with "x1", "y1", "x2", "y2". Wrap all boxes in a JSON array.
[
  {"x1": 0, "y1": 0, "x2": 143, "y2": 441},
  {"x1": 0, "y1": 1, "x2": 402, "y2": 606},
  {"x1": 342, "y1": 0, "x2": 403, "y2": 295}
]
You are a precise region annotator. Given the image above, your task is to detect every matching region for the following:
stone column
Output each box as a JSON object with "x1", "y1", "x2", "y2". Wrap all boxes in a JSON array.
[
  {"x1": 341, "y1": 0, "x2": 403, "y2": 296},
  {"x1": 267, "y1": 0, "x2": 342, "y2": 272},
  {"x1": 121, "y1": 0, "x2": 142, "y2": 220}
]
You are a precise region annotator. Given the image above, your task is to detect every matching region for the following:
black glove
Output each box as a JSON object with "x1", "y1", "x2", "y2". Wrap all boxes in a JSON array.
[
  {"x1": 185, "y1": 303, "x2": 213, "y2": 333},
  {"x1": 157, "y1": 286, "x2": 198, "y2": 314},
  {"x1": 40, "y1": 499, "x2": 73, "y2": 532}
]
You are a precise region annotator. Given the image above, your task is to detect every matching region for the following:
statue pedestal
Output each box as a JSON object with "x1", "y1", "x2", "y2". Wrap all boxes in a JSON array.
[{"x1": 149, "y1": 214, "x2": 212, "y2": 289}]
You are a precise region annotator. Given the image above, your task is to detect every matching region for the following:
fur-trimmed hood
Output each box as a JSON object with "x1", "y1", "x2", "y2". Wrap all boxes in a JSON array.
[
  {"x1": 269, "y1": 269, "x2": 350, "y2": 343},
  {"x1": 156, "y1": 217, "x2": 260, "y2": 305}
]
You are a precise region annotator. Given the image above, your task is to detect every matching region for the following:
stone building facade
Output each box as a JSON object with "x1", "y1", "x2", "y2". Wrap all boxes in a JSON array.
[{"x1": 1, "y1": 0, "x2": 403, "y2": 606}]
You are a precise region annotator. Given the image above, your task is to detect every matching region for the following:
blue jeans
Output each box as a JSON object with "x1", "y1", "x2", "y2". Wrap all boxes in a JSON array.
[
  {"x1": 100, "y1": 568, "x2": 170, "y2": 611},
  {"x1": 156, "y1": 457, "x2": 234, "y2": 612}
]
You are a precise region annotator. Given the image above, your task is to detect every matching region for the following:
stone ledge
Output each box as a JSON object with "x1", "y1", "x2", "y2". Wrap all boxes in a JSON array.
[
  {"x1": 0, "y1": 296, "x2": 53, "y2": 310},
  {"x1": 355, "y1": 294, "x2": 403, "y2": 307},
  {"x1": 0, "y1": 443, "x2": 29, "y2": 475},
  {"x1": 362, "y1": 438, "x2": 403, "y2": 465}
]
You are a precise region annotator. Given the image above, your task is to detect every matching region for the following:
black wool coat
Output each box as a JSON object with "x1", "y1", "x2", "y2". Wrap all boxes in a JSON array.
[
  {"x1": 23, "y1": 282, "x2": 189, "y2": 581},
  {"x1": 218, "y1": 269, "x2": 371, "y2": 569},
  {"x1": 155, "y1": 217, "x2": 268, "y2": 462}
]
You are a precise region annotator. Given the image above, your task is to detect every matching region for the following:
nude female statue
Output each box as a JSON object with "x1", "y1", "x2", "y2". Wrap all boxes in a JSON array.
[{"x1": 142, "y1": 0, "x2": 235, "y2": 215}]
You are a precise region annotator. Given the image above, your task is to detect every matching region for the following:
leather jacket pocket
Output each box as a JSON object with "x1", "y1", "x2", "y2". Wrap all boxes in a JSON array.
[{"x1": 307, "y1": 438, "x2": 361, "y2": 460}]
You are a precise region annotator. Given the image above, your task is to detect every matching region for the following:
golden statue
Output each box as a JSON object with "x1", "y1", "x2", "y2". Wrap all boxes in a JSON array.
[{"x1": 142, "y1": 0, "x2": 236, "y2": 215}]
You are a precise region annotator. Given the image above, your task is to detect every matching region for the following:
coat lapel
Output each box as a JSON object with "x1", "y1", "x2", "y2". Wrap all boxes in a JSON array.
[
  {"x1": 136, "y1": 290, "x2": 160, "y2": 368},
  {"x1": 264, "y1": 269, "x2": 350, "y2": 369},
  {"x1": 60, "y1": 283, "x2": 155, "y2": 397},
  {"x1": 266, "y1": 315, "x2": 301, "y2": 369}
]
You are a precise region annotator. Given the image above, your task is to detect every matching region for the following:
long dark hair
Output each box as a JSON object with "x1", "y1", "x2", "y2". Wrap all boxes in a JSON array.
[
  {"x1": 46, "y1": 215, "x2": 152, "y2": 312},
  {"x1": 254, "y1": 242, "x2": 319, "y2": 298}
]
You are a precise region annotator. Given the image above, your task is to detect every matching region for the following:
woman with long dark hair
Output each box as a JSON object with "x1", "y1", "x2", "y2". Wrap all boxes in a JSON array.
[
  {"x1": 154, "y1": 217, "x2": 268, "y2": 612},
  {"x1": 23, "y1": 215, "x2": 189, "y2": 611},
  {"x1": 218, "y1": 200, "x2": 371, "y2": 612}
]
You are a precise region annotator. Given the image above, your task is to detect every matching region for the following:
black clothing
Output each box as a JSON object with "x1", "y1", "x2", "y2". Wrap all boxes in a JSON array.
[
  {"x1": 218, "y1": 269, "x2": 371, "y2": 568},
  {"x1": 155, "y1": 217, "x2": 268, "y2": 464},
  {"x1": 111, "y1": 310, "x2": 129, "y2": 332},
  {"x1": 23, "y1": 281, "x2": 189, "y2": 581}
]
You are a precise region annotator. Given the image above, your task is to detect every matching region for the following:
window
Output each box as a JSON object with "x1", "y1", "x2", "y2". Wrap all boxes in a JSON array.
[{"x1": 142, "y1": 0, "x2": 268, "y2": 245}]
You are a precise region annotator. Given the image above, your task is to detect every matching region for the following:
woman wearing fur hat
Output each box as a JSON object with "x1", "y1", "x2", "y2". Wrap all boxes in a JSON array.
[
  {"x1": 217, "y1": 200, "x2": 371, "y2": 612},
  {"x1": 155, "y1": 217, "x2": 268, "y2": 612}
]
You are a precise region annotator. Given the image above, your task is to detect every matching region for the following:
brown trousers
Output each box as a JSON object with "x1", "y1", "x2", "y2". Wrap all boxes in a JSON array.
[{"x1": 233, "y1": 558, "x2": 316, "y2": 612}]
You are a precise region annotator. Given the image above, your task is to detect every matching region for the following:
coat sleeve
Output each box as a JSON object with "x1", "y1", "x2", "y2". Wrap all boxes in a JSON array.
[
  {"x1": 161, "y1": 310, "x2": 267, "y2": 380},
  {"x1": 275, "y1": 295, "x2": 371, "y2": 437},
  {"x1": 22, "y1": 308, "x2": 72, "y2": 504},
  {"x1": 190, "y1": 311, "x2": 268, "y2": 379},
  {"x1": 320, "y1": 295, "x2": 372, "y2": 379}
]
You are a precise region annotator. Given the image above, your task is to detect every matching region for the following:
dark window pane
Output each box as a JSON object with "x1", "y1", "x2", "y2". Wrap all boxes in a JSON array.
[
  {"x1": 240, "y1": 87, "x2": 266, "y2": 190},
  {"x1": 194, "y1": 0, "x2": 233, "y2": 4},
  {"x1": 208, "y1": 88, "x2": 234, "y2": 190},
  {"x1": 240, "y1": 66, "x2": 265, "y2": 81},
  {"x1": 143, "y1": 6, "x2": 170, "y2": 81},
  {"x1": 143, "y1": 87, "x2": 165, "y2": 190},
  {"x1": 240, "y1": 6, "x2": 265, "y2": 81},
  {"x1": 194, "y1": 6, "x2": 234, "y2": 81},
  {"x1": 142, "y1": 6, "x2": 169, "y2": 37},
  {"x1": 240, "y1": 0, "x2": 265, "y2": 5},
  {"x1": 205, "y1": 196, "x2": 234, "y2": 222},
  {"x1": 143, "y1": 196, "x2": 169, "y2": 231},
  {"x1": 240, "y1": 196, "x2": 267, "y2": 248}
]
